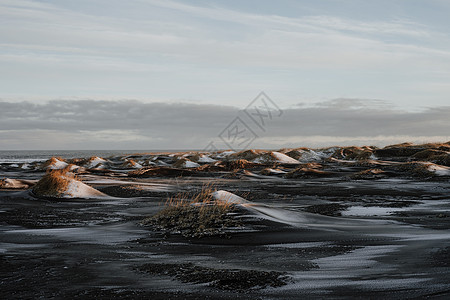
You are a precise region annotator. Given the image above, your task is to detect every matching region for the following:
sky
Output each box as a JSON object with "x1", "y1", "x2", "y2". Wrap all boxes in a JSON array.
[{"x1": 0, "y1": 0, "x2": 449, "y2": 150}]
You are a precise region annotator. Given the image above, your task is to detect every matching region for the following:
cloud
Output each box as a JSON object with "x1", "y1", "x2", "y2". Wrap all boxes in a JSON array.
[
  {"x1": 0, "y1": 98, "x2": 448, "y2": 150},
  {"x1": 1, "y1": 0, "x2": 448, "y2": 71},
  {"x1": 1, "y1": 0, "x2": 449, "y2": 109}
]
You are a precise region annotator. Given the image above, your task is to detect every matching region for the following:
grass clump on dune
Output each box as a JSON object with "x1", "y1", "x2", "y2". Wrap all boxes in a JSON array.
[
  {"x1": 32, "y1": 168, "x2": 106, "y2": 198},
  {"x1": 41, "y1": 156, "x2": 68, "y2": 170},
  {"x1": 285, "y1": 167, "x2": 331, "y2": 178},
  {"x1": 394, "y1": 162, "x2": 436, "y2": 178},
  {"x1": 142, "y1": 184, "x2": 241, "y2": 238},
  {"x1": 350, "y1": 168, "x2": 386, "y2": 180},
  {"x1": 222, "y1": 159, "x2": 256, "y2": 171},
  {"x1": 32, "y1": 168, "x2": 77, "y2": 197}
]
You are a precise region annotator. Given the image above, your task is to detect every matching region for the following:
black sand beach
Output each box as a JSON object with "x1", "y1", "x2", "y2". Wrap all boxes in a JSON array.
[{"x1": 1, "y1": 143, "x2": 450, "y2": 299}]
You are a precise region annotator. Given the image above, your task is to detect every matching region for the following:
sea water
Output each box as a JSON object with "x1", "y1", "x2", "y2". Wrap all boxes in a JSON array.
[{"x1": 0, "y1": 150, "x2": 182, "y2": 163}]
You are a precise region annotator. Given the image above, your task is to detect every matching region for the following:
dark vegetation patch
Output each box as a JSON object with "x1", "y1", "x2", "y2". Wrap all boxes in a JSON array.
[
  {"x1": 128, "y1": 167, "x2": 196, "y2": 178},
  {"x1": 0, "y1": 254, "x2": 95, "y2": 299},
  {"x1": 374, "y1": 147, "x2": 425, "y2": 157},
  {"x1": 392, "y1": 162, "x2": 436, "y2": 178},
  {"x1": 65, "y1": 288, "x2": 214, "y2": 300},
  {"x1": 137, "y1": 263, "x2": 289, "y2": 290},
  {"x1": 285, "y1": 167, "x2": 332, "y2": 178},
  {"x1": 350, "y1": 168, "x2": 386, "y2": 180},
  {"x1": 142, "y1": 186, "x2": 242, "y2": 238},
  {"x1": 303, "y1": 203, "x2": 348, "y2": 216},
  {"x1": 99, "y1": 185, "x2": 167, "y2": 198},
  {"x1": 430, "y1": 247, "x2": 450, "y2": 267},
  {"x1": 373, "y1": 200, "x2": 420, "y2": 208},
  {"x1": 431, "y1": 154, "x2": 450, "y2": 166},
  {"x1": 374, "y1": 142, "x2": 450, "y2": 159},
  {"x1": 393, "y1": 211, "x2": 450, "y2": 230},
  {"x1": 220, "y1": 159, "x2": 259, "y2": 171},
  {"x1": 0, "y1": 206, "x2": 135, "y2": 228},
  {"x1": 142, "y1": 203, "x2": 242, "y2": 238}
]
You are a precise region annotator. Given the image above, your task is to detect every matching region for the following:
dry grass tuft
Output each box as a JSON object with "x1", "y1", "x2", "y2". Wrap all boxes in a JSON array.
[
  {"x1": 67, "y1": 158, "x2": 85, "y2": 165},
  {"x1": 410, "y1": 150, "x2": 450, "y2": 166},
  {"x1": 411, "y1": 149, "x2": 448, "y2": 160},
  {"x1": 346, "y1": 150, "x2": 373, "y2": 161},
  {"x1": 260, "y1": 168, "x2": 285, "y2": 175},
  {"x1": 431, "y1": 154, "x2": 450, "y2": 167},
  {"x1": 331, "y1": 146, "x2": 374, "y2": 160},
  {"x1": 128, "y1": 166, "x2": 195, "y2": 177},
  {"x1": 186, "y1": 153, "x2": 201, "y2": 162},
  {"x1": 121, "y1": 159, "x2": 140, "y2": 168},
  {"x1": 394, "y1": 162, "x2": 435, "y2": 178},
  {"x1": 285, "y1": 167, "x2": 332, "y2": 178},
  {"x1": 375, "y1": 142, "x2": 450, "y2": 158},
  {"x1": 222, "y1": 159, "x2": 256, "y2": 171},
  {"x1": 32, "y1": 167, "x2": 77, "y2": 197},
  {"x1": 299, "y1": 162, "x2": 323, "y2": 169},
  {"x1": 284, "y1": 148, "x2": 309, "y2": 160},
  {"x1": 350, "y1": 168, "x2": 386, "y2": 180},
  {"x1": 195, "y1": 162, "x2": 223, "y2": 172},
  {"x1": 229, "y1": 149, "x2": 264, "y2": 161},
  {"x1": 142, "y1": 184, "x2": 240, "y2": 238},
  {"x1": 386, "y1": 142, "x2": 414, "y2": 148},
  {"x1": 172, "y1": 158, "x2": 194, "y2": 168}
]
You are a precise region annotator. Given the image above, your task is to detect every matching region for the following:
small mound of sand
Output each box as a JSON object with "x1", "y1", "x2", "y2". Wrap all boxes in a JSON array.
[
  {"x1": 411, "y1": 149, "x2": 448, "y2": 160},
  {"x1": 284, "y1": 148, "x2": 312, "y2": 160},
  {"x1": 285, "y1": 167, "x2": 332, "y2": 178},
  {"x1": 183, "y1": 153, "x2": 215, "y2": 163},
  {"x1": 394, "y1": 162, "x2": 440, "y2": 178},
  {"x1": 143, "y1": 188, "x2": 241, "y2": 238},
  {"x1": 431, "y1": 154, "x2": 450, "y2": 166},
  {"x1": 375, "y1": 147, "x2": 425, "y2": 157},
  {"x1": 66, "y1": 164, "x2": 86, "y2": 173},
  {"x1": 352, "y1": 159, "x2": 394, "y2": 168},
  {"x1": 260, "y1": 168, "x2": 287, "y2": 175},
  {"x1": 221, "y1": 159, "x2": 256, "y2": 171},
  {"x1": 372, "y1": 142, "x2": 450, "y2": 157},
  {"x1": 387, "y1": 142, "x2": 414, "y2": 148},
  {"x1": 229, "y1": 149, "x2": 265, "y2": 161},
  {"x1": 173, "y1": 158, "x2": 200, "y2": 168},
  {"x1": 253, "y1": 151, "x2": 300, "y2": 165},
  {"x1": 85, "y1": 156, "x2": 108, "y2": 169},
  {"x1": 67, "y1": 158, "x2": 85, "y2": 165},
  {"x1": 0, "y1": 178, "x2": 34, "y2": 189},
  {"x1": 299, "y1": 162, "x2": 323, "y2": 169},
  {"x1": 128, "y1": 167, "x2": 196, "y2": 177},
  {"x1": 197, "y1": 154, "x2": 216, "y2": 163},
  {"x1": 214, "y1": 150, "x2": 235, "y2": 159},
  {"x1": 41, "y1": 157, "x2": 68, "y2": 170},
  {"x1": 195, "y1": 162, "x2": 225, "y2": 172},
  {"x1": 346, "y1": 150, "x2": 373, "y2": 161},
  {"x1": 410, "y1": 150, "x2": 450, "y2": 167},
  {"x1": 332, "y1": 146, "x2": 373, "y2": 160},
  {"x1": 32, "y1": 169, "x2": 106, "y2": 198},
  {"x1": 350, "y1": 168, "x2": 386, "y2": 180},
  {"x1": 121, "y1": 159, "x2": 143, "y2": 169}
]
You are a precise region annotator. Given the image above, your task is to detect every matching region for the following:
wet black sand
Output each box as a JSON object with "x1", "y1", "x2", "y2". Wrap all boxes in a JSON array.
[{"x1": 1, "y1": 148, "x2": 450, "y2": 299}]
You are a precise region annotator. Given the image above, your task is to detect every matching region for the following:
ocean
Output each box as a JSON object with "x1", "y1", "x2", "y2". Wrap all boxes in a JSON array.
[{"x1": 0, "y1": 150, "x2": 180, "y2": 163}]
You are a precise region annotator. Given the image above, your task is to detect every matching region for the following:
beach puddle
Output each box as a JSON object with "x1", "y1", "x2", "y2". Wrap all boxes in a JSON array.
[{"x1": 342, "y1": 206, "x2": 405, "y2": 216}]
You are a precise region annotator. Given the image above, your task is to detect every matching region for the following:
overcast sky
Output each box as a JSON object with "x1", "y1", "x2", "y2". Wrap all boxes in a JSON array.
[{"x1": 0, "y1": 0, "x2": 449, "y2": 150}]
